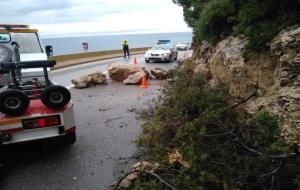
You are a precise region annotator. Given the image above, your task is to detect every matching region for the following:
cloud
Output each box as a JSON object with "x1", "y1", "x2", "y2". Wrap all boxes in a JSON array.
[
  {"x1": 0, "y1": 0, "x2": 71, "y2": 17},
  {"x1": 1, "y1": 0, "x2": 191, "y2": 37}
]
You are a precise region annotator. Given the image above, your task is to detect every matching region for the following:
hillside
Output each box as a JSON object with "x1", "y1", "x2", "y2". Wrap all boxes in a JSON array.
[{"x1": 113, "y1": 1, "x2": 300, "y2": 190}]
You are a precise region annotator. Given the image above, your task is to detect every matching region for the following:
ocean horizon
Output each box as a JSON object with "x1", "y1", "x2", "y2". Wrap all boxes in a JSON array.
[{"x1": 41, "y1": 32, "x2": 193, "y2": 56}]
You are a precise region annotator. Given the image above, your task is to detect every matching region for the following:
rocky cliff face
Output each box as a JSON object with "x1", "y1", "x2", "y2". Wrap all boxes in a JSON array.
[{"x1": 193, "y1": 26, "x2": 300, "y2": 146}]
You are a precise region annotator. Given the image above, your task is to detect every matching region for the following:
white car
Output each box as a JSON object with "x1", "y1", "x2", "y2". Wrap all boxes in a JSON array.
[
  {"x1": 176, "y1": 43, "x2": 192, "y2": 51},
  {"x1": 145, "y1": 44, "x2": 178, "y2": 63}
]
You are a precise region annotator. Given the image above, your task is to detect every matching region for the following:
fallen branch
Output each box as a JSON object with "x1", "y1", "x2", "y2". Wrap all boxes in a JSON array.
[
  {"x1": 104, "y1": 117, "x2": 123, "y2": 124},
  {"x1": 113, "y1": 169, "x2": 179, "y2": 190},
  {"x1": 259, "y1": 161, "x2": 283, "y2": 178},
  {"x1": 221, "y1": 124, "x2": 299, "y2": 160}
]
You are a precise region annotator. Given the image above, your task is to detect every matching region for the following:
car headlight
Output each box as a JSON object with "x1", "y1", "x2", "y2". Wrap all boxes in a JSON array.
[
  {"x1": 161, "y1": 53, "x2": 169, "y2": 56},
  {"x1": 0, "y1": 45, "x2": 12, "y2": 63}
]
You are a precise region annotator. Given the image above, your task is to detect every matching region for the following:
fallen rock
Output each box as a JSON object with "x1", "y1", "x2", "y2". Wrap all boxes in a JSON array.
[
  {"x1": 150, "y1": 68, "x2": 168, "y2": 80},
  {"x1": 123, "y1": 71, "x2": 145, "y2": 85},
  {"x1": 71, "y1": 72, "x2": 107, "y2": 89},
  {"x1": 108, "y1": 64, "x2": 144, "y2": 82},
  {"x1": 71, "y1": 75, "x2": 90, "y2": 89},
  {"x1": 89, "y1": 72, "x2": 107, "y2": 85},
  {"x1": 114, "y1": 161, "x2": 160, "y2": 190}
]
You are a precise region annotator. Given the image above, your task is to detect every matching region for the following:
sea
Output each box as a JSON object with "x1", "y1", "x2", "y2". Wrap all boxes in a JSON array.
[{"x1": 41, "y1": 32, "x2": 193, "y2": 56}]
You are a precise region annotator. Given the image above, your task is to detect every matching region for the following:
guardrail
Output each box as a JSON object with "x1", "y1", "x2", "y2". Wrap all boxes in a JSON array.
[{"x1": 51, "y1": 47, "x2": 149, "y2": 70}]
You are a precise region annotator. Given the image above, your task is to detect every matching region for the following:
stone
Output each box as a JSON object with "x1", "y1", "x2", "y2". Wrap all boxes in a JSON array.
[
  {"x1": 118, "y1": 178, "x2": 132, "y2": 189},
  {"x1": 297, "y1": 75, "x2": 300, "y2": 82},
  {"x1": 191, "y1": 26, "x2": 300, "y2": 146},
  {"x1": 194, "y1": 64, "x2": 212, "y2": 80},
  {"x1": 108, "y1": 64, "x2": 144, "y2": 82},
  {"x1": 71, "y1": 75, "x2": 90, "y2": 89},
  {"x1": 89, "y1": 72, "x2": 107, "y2": 85},
  {"x1": 123, "y1": 71, "x2": 145, "y2": 85},
  {"x1": 71, "y1": 72, "x2": 107, "y2": 89},
  {"x1": 280, "y1": 78, "x2": 290, "y2": 86},
  {"x1": 294, "y1": 82, "x2": 300, "y2": 86},
  {"x1": 150, "y1": 68, "x2": 168, "y2": 80}
]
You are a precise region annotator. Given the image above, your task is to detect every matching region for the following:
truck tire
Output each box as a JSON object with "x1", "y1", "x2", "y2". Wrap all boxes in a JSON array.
[
  {"x1": 41, "y1": 85, "x2": 71, "y2": 109},
  {"x1": 0, "y1": 89, "x2": 30, "y2": 116},
  {"x1": 64, "y1": 132, "x2": 76, "y2": 145}
]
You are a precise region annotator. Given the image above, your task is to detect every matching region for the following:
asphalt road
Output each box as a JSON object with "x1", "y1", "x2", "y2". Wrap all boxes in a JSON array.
[
  {"x1": 50, "y1": 51, "x2": 190, "y2": 87},
  {"x1": 0, "y1": 51, "x2": 191, "y2": 190}
]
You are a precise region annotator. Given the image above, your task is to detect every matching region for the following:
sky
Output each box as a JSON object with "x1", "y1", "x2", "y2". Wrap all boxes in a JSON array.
[{"x1": 0, "y1": 0, "x2": 191, "y2": 38}]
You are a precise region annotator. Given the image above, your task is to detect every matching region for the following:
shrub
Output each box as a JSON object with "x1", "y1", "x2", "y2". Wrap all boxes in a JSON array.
[
  {"x1": 173, "y1": 0, "x2": 300, "y2": 50},
  {"x1": 135, "y1": 63, "x2": 300, "y2": 189}
]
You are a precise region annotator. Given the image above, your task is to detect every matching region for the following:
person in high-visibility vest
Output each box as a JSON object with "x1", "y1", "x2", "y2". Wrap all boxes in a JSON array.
[{"x1": 122, "y1": 39, "x2": 130, "y2": 58}]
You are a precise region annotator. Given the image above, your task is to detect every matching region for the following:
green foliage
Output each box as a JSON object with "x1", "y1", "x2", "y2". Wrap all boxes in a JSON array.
[
  {"x1": 173, "y1": 0, "x2": 300, "y2": 50},
  {"x1": 195, "y1": 0, "x2": 236, "y2": 41},
  {"x1": 135, "y1": 64, "x2": 300, "y2": 189}
]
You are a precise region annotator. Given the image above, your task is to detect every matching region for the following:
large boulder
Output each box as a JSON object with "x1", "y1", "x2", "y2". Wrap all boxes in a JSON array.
[
  {"x1": 151, "y1": 68, "x2": 168, "y2": 80},
  {"x1": 108, "y1": 64, "x2": 144, "y2": 82},
  {"x1": 123, "y1": 71, "x2": 145, "y2": 85},
  {"x1": 89, "y1": 72, "x2": 107, "y2": 85},
  {"x1": 71, "y1": 72, "x2": 107, "y2": 89}
]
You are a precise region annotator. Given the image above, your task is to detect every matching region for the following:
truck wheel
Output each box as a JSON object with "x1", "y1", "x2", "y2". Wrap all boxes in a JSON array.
[
  {"x1": 64, "y1": 132, "x2": 76, "y2": 145},
  {"x1": 0, "y1": 89, "x2": 29, "y2": 116},
  {"x1": 41, "y1": 85, "x2": 71, "y2": 108}
]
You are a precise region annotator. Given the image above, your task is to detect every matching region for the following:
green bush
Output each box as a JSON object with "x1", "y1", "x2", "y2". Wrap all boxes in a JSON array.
[
  {"x1": 173, "y1": 0, "x2": 300, "y2": 50},
  {"x1": 135, "y1": 63, "x2": 300, "y2": 189}
]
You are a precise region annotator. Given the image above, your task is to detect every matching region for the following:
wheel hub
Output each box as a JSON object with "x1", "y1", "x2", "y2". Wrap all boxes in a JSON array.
[
  {"x1": 49, "y1": 92, "x2": 63, "y2": 103},
  {"x1": 4, "y1": 97, "x2": 21, "y2": 109}
]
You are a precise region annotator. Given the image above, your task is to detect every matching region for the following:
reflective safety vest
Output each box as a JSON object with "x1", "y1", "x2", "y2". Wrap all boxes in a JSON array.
[{"x1": 122, "y1": 40, "x2": 128, "y2": 45}]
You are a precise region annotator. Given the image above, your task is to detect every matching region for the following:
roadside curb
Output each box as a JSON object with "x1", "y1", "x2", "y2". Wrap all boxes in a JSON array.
[{"x1": 52, "y1": 51, "x2": 145, "y2": 71}]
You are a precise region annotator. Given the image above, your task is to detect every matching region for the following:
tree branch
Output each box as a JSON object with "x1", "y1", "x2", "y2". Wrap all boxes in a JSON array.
[
  {"x1": 113, "y1": 169, "x2": 179, "y2": 190},
  {"x1": 225, "y1": 91, "x2": 257, "y2": 110}
]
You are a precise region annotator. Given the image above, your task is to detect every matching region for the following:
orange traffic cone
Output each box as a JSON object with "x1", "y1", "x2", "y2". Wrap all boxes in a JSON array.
[
  {"x1": 140, "y1": 75, "x2": 149, "y2": 89},
  {"x1": 134, "y1": 57, "x2": 138, "y2": 64}
]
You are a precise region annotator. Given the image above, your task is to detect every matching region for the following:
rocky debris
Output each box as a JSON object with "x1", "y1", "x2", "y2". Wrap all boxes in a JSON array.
[
  {"x1": 108, "y1": 64, "x2": 144, "y2": 82},
  {"x1": 192, "y1": 26, "x2": 300, "y2": 146},
  {"x1": 150, "y1": 68, "x2": 168, "y2": 80},
  {"x1": 270, "y1": 26, "x2": 300, "y2": 88},
  {"x1": 123, "y1": 71, "x2": 145, "y2": 85},
  {"x1": 71, "y1": 72, "x2": 107, "y2": 89},
  {"x1": 114, "y1": 161, "x2": 160, "y2": 190}
]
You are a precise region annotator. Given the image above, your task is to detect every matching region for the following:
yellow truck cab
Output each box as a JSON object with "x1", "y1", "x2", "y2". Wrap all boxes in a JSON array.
[{"x1": 0, "y1": 24, "x2": 76, "y2": 145}]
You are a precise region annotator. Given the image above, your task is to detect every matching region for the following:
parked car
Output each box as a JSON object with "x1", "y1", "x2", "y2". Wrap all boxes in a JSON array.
[
  {"x1": 145, "y1": 44, "x2": 178, "y2": 63},
  {"x1": 176, "y1": 43, "x2": 192, "y2": 51},
  {"x1": 176, "y1": 44, "x2": 188, "y2": 51},
  {"x1": 157, "y1": 40, "x2": 171, "y2": 45}
]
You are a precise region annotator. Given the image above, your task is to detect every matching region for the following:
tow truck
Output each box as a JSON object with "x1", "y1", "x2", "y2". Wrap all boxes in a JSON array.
[{"x1": 0, "y1": 24, "x2": 76, "y2": 145}]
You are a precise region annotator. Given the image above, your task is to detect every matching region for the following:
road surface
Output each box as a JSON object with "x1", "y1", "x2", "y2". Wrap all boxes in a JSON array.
[
  {"x1": 0, "y1": 51, "x2": 191, "y2": 190},
  {"x1": 50, "y1": 52, "x2": 190, "y2": 87}
]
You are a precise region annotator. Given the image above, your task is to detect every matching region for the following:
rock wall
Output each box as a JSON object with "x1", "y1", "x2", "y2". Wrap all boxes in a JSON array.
[{"x1": 193, "y1": 26, "x2": 300, "y2": 146}]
